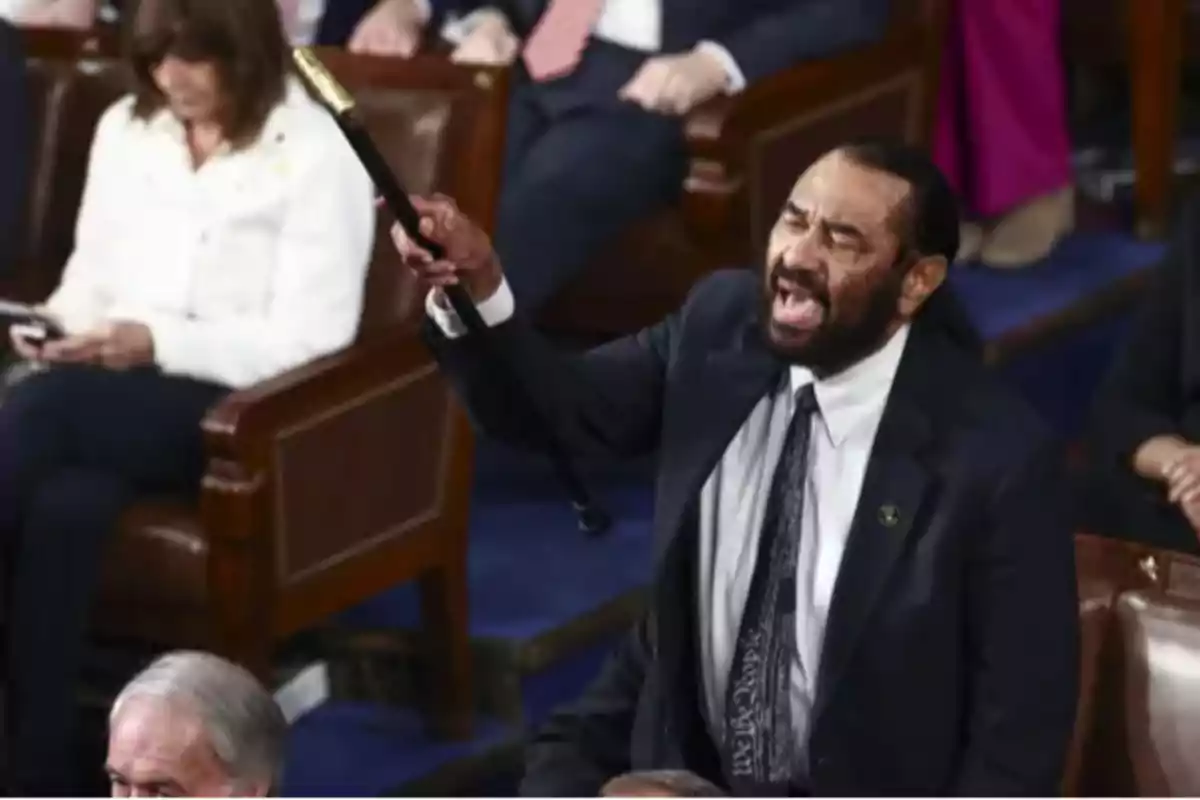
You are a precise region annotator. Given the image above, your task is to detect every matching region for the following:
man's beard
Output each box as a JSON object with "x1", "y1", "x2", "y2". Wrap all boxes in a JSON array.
[{"x1": 761, "y1": 259, "x2": 905, "y2": 375}]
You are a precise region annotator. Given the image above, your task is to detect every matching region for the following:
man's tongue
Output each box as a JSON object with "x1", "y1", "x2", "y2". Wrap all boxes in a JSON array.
[{"x1": 774, "y1": 288, "x2": 825, "y2": 330}]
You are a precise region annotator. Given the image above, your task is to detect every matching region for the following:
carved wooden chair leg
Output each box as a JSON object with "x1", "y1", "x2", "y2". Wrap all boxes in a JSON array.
[{"x1": 419, "y1": 561, "x2": 472, "y2": 740}]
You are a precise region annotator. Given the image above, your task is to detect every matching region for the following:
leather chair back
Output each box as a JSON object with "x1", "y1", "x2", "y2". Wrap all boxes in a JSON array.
[
  {"x1": 1103, "y1": 590, "x2": 1200, "y2": 794},
  {"x1": 18, "y1": 56, "x2": 125, "y2": 299}
]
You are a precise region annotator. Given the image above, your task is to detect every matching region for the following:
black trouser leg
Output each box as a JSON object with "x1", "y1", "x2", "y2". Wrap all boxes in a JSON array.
[{"x1": 0, "y1": 366, "x2": 227, "y2": 794}]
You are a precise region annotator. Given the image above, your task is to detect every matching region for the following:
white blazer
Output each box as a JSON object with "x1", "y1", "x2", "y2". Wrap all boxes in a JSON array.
[{"x1": 46, "y1": 78, "x2": 377, "y2": 389}]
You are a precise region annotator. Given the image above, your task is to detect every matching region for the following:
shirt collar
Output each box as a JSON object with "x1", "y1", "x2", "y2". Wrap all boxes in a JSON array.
[{"x1": 789, "y1": 324, "x2": 910, "y2": 446}]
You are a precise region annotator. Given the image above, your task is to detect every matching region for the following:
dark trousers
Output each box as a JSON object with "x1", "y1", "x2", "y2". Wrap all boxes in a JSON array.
[
  {"x1": 495, "y1": 43, "x2": 689, "y2": 312},
  {"x1": 0, "y1": 365, "x2": 227, "y2": 794}
]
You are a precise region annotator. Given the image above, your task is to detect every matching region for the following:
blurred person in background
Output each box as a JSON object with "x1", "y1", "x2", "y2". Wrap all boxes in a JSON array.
[
  {"x1": 935, "y1": 0, "x2": 1075, "y2": 267},
  {"x1": 602, "y1": 770, "x2": 726, "y2": 797},
  {"x1": 0, "y1": 0, "x2": 460, "y2": 49},
  {"x1": 0, "y1": 0, "x2": 372, "y2": 791},
  {"x1": 1082, "y1": 201, "x2": 1200, "y2": 557},
  {"x1": 351, "y1": 0, "x2": 893, "y2": 311},
  {"x1": 106, "y1": 651, "x2": 286, "y2": 798}
]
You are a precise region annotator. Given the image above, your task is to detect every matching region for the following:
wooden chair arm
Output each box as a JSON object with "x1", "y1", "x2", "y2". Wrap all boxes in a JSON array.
[{"x1": 200, "y1": 327, "x2": 431, "y2": 464}]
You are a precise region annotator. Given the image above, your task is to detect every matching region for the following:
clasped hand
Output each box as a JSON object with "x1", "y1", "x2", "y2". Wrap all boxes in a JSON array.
[
  {"x1": 619, "y1": 49, "x2": 731, "y2": 116},
  {"x1": 388, "y1": 194, "x2": 505, "y2": 304},
  {"x1": 9, "y1": 319, "x2": 154, "y2": 370}
]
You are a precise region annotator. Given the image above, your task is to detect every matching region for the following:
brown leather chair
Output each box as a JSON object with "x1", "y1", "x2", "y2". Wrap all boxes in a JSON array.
[
  {"x1": 1081, "y1": 580, "x2": 1200, "y2": 795},
  {"x1": 540, "y1": 0, "x2": 949, "y2": 340},
  {"x1": 1062, "y1": 0, "x2": 1187, "y2": 239},
  {"x1": 1066, "y1": 534, "x2": 1159, "y2": 795},
  {"x1": 1069, "y1": 534, "x2": 1200, "y2": 795},
  {"x1": 16, "y1": 32, "x2": 509, "y2": 739}
]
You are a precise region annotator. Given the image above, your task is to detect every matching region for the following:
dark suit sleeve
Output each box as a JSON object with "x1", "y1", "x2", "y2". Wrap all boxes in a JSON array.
[
  {"x1": 1089, "y1": 227, "x2": 1188, "y2": 471},
  {"x1": 423, "y1": 286, "x2": 682, "y2": 459},
  {"x1": 714, "y1": 0, "x2": 891, "y2": 85},
  {"x1": 954, "y1": 438, "x2": 1080, "y2": 795},
  {"x1": 0, "y1": 21, "x2": 28, "y2": 277},
  {"x1": 520, "y1": 618, "x2": 652, "y2": 796}
]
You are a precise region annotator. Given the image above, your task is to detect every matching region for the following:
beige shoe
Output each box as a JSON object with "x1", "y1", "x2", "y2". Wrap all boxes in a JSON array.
[
  {"x1": 979, "y1": 187, "x2": 1075, "y2": 269},
  {"x1": 957, "y1": 222, "x2": 985, "y2": 262}
]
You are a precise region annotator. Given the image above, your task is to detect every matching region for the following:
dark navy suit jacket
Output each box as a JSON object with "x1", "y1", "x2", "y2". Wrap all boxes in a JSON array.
[{"x1": 426, "y1": 270, "x2": 1080, "y2": 796}]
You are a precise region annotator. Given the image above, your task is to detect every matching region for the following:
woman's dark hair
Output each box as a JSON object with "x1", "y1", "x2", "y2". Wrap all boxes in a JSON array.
[{"x1": 126, "y1": 0, "x2": 288, "y2": 147}]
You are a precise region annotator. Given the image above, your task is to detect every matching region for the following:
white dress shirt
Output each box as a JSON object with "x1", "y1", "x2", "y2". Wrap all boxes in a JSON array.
[
  {"x1": 446, "y1": 0, "x2": 747, "y2": 91},
  {"x1": 47, "y1": 77, "x2": 376, "y2": 389},
  {"x1": 426, "y1": 282, "x2": 908, "y2": 765},
  {"x1": 698, "y1": 322, "x2": 908, "y2": 769}
]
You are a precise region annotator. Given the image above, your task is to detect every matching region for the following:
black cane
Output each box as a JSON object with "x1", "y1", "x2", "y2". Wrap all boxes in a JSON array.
[{"x1": 291, "y1": 48, "x2": 612, "y2": 536}]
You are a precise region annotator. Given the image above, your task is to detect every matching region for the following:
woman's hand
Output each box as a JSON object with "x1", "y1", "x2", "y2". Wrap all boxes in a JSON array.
[
  {"x1": 38, "y1": 331, "x2": 107, "y2": 364},
  {"x1": 30, "y1": 321, "x2": 154, "y2": 369},
  {"x1": 95, "y1": 321, "x2": 155, "y2": 370}
]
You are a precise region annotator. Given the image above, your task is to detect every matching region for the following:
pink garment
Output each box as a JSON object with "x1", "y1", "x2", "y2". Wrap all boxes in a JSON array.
[{"x1": 933, "y1": 0, "x2": 1073, "y2": 219}]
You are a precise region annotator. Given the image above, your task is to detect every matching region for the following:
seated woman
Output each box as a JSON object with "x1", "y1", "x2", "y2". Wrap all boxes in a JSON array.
[
  {"x1": 0, "y1": 0, "x2": 374, "y2": 792},
  {"x1": 1083, "y1": 202, "x2": 1200, "y2": 557}
]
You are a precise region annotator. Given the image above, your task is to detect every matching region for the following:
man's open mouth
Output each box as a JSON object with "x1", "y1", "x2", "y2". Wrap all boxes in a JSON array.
[{"x1": 772, "y1": 275, "x2": 825, "y2": 331}]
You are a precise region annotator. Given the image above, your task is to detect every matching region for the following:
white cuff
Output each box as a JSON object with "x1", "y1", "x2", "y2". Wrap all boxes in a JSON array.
[
  {"x1": 425, "y1": 278, "x2": 515, "y2": 339},
  {"x1": 440, "y1": 5, "x2": 505, "y2": 45},
  {"x1": 695, "y1": 40, "x2": 746, "y2": 94}
]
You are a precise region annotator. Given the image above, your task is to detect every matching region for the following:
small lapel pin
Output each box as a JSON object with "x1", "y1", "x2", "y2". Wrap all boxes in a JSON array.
[{"x1": 878, "y1": 504, "x2": 901, "y2": 528}]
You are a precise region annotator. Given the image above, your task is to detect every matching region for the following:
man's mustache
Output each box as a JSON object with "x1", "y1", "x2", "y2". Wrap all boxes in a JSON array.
[{"x1": 769, "y1": 262, "x2": 829, "y2": 307}]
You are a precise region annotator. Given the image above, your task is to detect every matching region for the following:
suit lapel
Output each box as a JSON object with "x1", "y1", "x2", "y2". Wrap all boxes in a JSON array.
[
  {"x1": 812, "y1": 324, "x2": 947, "y2": 725},
  {"x1": 653, "y1": 319, "x2": 783, "y2": 748},
  {"x1": 654, "y1": 322, "x2": 783, "y2": 560}
]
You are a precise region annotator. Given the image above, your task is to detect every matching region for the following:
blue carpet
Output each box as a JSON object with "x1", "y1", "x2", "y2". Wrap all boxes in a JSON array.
[
  {"x1": 951, "y1": 231, "x2": 1163, "y2": 340},
  {"x1": 282, "y1": 703, "x2": 513, "y2": 796},
  {"x1": 337, "y1": 453, "x2": 654, "y2": 642}
]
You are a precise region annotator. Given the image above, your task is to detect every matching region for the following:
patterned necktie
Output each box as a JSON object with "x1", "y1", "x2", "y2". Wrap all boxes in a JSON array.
[
  {"x1": 522, "y1": 0, "x2": 606, "y2": 82},
  {"x1": 722, "y1": 384, "x2": 819, "y2": 796}
]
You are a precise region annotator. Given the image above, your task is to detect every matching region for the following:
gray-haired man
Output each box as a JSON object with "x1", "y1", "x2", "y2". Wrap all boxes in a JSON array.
[{"x1": 105, "y1": 651, "x2": 287, "y2": 797}]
